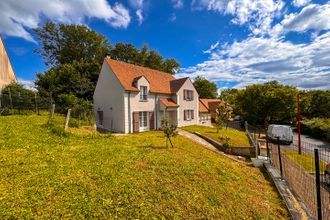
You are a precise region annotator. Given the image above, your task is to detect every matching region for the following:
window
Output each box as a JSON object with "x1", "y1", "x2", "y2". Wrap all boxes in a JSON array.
[
  {"x1": 184, "y1": 110, "x2": 194, "y2": 121},
  {"x1": 140, "y1": 86, "x2": 148, "y2": 101},
  {"x1": 139, "y1": 112, "x2": 148, "y2": 128},
  {"x1": 184, "y1": 90, "x2": 194, "y2": 101},
  {"x1": 97, "y1": 110, "x2": 103, "y2": 125}
]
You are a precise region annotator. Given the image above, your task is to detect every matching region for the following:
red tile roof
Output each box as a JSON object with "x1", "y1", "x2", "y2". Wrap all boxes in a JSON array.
[
  {"x1": 199, "y1": 99, "x2": 223, "y2": 113},
  {"x1": 106, "y1": 58, "x2": 180, "y2": 94},
  {"x1": 159, "y1": 98, "x2": 179, "y2": 108}
]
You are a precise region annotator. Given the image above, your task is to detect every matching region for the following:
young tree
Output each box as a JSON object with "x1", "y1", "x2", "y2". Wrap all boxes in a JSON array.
[
  {"x1": 161, "y1": 117, "x2": 178, "y2": 148},
  {"x1": 215, "y1": 102, "x2": 231, "y2": 133},
  {"x1": 193, "y1": 76, "x2": 218, "y2": 99}
]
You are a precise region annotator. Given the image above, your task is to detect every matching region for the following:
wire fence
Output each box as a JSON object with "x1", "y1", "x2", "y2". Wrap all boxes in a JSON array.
[{"x1": 270, "y1": 140, "x2": 330, "y2": 219}]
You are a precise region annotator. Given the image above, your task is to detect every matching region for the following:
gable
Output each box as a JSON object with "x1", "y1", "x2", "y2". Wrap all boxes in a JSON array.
[{"x1": 0, "y1": 37, "x2": 16, "y2": 89}]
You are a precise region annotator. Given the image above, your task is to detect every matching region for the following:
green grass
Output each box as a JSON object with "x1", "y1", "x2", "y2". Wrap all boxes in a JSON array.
[
  {"x1": 283, "y1": 148, "x2": 327, "y2": 173},
  {"x1": 182, "y1": 125, "x2": 251, "y2": 147},
  {"x1": 0, "y1": 115, "x2": 289, "y2": 219}
]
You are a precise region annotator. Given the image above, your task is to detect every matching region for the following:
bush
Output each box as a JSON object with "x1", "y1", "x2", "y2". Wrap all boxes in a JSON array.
[{"x1": 301, "y1": 118, "x2": 330, "y2": 142}]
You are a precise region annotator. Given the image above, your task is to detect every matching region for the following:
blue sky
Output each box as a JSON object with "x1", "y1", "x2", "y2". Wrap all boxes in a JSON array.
[{"x1": 0, "y1": 0, "x2": 329, "y2": 90}]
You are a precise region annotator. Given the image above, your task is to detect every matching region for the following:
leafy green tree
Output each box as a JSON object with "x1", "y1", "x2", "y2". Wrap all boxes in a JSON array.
[
  {"x1": 1, "y1": 83, "x2": 36, "y2": 110},
  {"x1": 215, "y1": 102, "x2": 231, "y2": 133},
  {"x1": 193, "y1": 76, "x2": 218, "y2": 99},
  {"x1": 34, "y1": 22, "x2": 110, "y2": 103},
  {"x1": 236, "y1": 81, "x2": 298, "y2": 125},
  {"x1": 219, "y1": 88, "x2": 240, "y2": 115}
]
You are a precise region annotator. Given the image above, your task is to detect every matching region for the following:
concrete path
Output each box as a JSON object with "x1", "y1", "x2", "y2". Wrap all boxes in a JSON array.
[
  {"x1": 178, "y1": 129, "x2": 220, "y2": 153},
  {"x1": 178, "y1": 129, "x2": 249, "y2": 164}
]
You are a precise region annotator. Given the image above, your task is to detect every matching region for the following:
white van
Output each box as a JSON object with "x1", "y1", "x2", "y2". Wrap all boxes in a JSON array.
[{"x1": 267, "y1": 124, "x2": 293, "y2": 145}]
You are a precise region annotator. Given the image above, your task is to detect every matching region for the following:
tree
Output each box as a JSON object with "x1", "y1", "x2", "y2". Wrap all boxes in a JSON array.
[
  {"x1": 214, "y1": 102, "x2": 231, "y2": 133},
  {"x1": 236, "y1": 81, "x2": 298, "y2": 125},
  {"x1": 193, "y1": 76, "x2": 218, "y2": 99},
  {"x1": 109, "y1": 43, "x2": 180, "y2": 75},
  {"x1": 219, "y1": 88, "x2": 240, "y2": 115},
  {"x1": 1, "y1": 83, "x2": 35, "y2": 109},
  {"x1": 161, "y1": 117, "x2": 178, "y2": 148},
  {"x1": 34, "y1": 22, "x2": 110, "y2": 103}
]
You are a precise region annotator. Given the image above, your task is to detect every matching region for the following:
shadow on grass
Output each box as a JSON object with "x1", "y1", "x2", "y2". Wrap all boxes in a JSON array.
[{"x1": 138, "y1": 145, "x2": 169, "y2": 150}]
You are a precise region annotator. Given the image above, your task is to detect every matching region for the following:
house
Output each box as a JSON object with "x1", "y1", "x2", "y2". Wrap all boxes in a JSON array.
[
  {"x1": 0, "y1": 37, "x2": 16, "y2": 90},
  {"x1": 199, "y1": 99, "x2": 232, "y2": 124},
  {"x1": 93, "y1": 57, "x2": 199, "y2": 133}
]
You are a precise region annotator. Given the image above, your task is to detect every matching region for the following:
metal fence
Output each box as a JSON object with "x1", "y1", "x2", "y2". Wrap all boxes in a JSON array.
[{"x1": 270, "y1": 139, "x2": 330, "y2": 219}]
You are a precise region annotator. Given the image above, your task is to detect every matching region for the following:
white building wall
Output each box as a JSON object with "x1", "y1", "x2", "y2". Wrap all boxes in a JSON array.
[
  {"x1": 176, "y1": 79, "x2": 199, "y2": 127},
  {"x1": 93, "y1": 62, "x2": 125, "y2": 133}
]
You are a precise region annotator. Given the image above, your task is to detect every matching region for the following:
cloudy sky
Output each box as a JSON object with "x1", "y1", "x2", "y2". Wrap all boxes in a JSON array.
[{"x1": 0, "y1": 0, "x2": 329, "y2": 90}]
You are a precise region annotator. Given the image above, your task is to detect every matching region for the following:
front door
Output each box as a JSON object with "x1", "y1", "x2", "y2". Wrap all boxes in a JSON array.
[{"x1": 139, "y1": 112, "x2": 148, "y2": 131}]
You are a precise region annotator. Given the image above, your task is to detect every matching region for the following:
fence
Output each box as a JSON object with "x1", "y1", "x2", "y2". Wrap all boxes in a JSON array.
[
  {"x1": 270, "y1": 139, "x2": 330, "y2": 219},
  {"x1": 0, "y1": 90, "x2": 51, "y2": 115}
]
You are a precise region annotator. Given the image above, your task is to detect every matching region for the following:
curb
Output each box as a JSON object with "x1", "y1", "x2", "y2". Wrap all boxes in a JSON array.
[{"x1": 264, "y1": 162, "x2": 313, "y2": 220}]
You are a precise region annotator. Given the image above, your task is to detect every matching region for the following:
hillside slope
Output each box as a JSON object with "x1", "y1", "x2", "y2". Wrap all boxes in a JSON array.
[{"x1": 0, "y1": 115, "x2": 289, "y2": 219}]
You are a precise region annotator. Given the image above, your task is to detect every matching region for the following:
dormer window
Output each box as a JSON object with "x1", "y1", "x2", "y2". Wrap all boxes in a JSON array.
[
  {"x1": 140, "y1": 86, "x2": 148, "y2": 101},
  {"x1": 184, "y1": 90, "x2": 194, "y2": 101}
]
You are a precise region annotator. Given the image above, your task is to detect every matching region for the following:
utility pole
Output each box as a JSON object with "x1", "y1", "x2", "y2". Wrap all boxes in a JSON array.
[{"x1": 297, "y1": 93, "x2": 301, "y2": 154}]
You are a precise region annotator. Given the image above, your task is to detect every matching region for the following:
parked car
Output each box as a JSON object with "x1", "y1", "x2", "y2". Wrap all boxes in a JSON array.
[
  {"x1": 325, "y1": 163, "x2": 330, "y2": 186},
  {"x1": 267, "y1": 124, "x2": 293, "y2": 145}
]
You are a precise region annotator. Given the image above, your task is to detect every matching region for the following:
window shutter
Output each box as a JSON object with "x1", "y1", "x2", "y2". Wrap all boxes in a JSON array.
[
  {"x1": 191, "y1": 91, "x2": 194, "y2": 100},
  {"x1": 183, "y1": 90, "x2": 186, "y2": 100},
  {"x1": 133, "y1": 112, "x2": 139, "y2": 133},
  {"x1": 184, "y1": 110, "x2": 187, "y2": 120},
  {"x1": 149, "y1": 112, "x2": 154, "y2": 130},
  {"x1": 191, "y1": 110, "x2": 194, "y2": 119}
]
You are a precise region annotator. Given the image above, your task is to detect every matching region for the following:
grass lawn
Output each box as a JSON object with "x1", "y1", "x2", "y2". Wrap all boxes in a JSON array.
[
  {"x1": 0, "y1": 115, "x2": 289, "y2": 219},
  {"x1": 282, "y1": 148, "x2": 327, "y2": 173},
  {"x1": 182, "y1": 125, "x2": 251, "y2": 147}
]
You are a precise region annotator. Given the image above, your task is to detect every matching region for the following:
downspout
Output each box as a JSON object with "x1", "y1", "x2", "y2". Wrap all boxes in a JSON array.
[
  {"x1": 155, "y1": 94, "x2": 158, "y2": 129},
  {"x1": 128, "y1": 91, "x2": 131, "y2": 133}
]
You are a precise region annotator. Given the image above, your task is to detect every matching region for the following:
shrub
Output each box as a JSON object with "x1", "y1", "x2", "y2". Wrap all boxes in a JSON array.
[{"x1": 301, "y1": 118, "x2": 330, "y2": 142}]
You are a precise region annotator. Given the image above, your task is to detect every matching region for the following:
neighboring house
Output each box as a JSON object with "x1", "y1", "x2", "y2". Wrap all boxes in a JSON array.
[
  {"x1": 0, "y1": 37, "x2": 16, "y2": 90},
  {"x1": 93, "y1": 57, "x2": 199, "y2": 133},
  {"x1": 199, "y1": 99, "x2": 232, "y2": 124}
]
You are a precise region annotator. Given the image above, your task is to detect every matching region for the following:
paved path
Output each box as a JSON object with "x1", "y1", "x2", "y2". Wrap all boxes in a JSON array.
[
  {"x1": 178, "y1": 129, "x2": 220, "y2": 153},
  {"x1": 293, "y1": 132, "x2": 329, "y2": 146},
  {"x1": 178, "y1": 129, "x2": 250, "y2": 164}
]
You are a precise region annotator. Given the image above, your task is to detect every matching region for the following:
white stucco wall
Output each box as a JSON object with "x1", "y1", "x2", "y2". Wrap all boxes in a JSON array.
[
  {"x1": 176, "y1": 79, "x2": 199, "y2": 127},
  {"x1": 93, "y1": 61, "x2": 125, "y2": 133}
]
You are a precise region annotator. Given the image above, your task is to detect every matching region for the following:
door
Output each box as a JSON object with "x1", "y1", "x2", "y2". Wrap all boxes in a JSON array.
[{"x1": 139, "y1": 112, "x2": 148, "y2": 131}]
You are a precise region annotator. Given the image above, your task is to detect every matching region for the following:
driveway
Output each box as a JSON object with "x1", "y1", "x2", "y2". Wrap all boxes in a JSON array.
[{"x1": 293, "y1": 132, "x2": 329, "y2": 147}]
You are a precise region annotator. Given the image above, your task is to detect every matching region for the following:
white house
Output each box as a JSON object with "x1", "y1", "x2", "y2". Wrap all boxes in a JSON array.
[
  {"x1": 93, "y1": 57, "x2": 200, "y2": 133},
  {"x1": 0, "y1": 37, "x2": 16, "y2": 90}
]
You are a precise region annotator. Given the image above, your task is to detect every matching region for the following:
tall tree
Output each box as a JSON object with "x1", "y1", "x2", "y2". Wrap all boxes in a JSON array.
[
  {"x1": 193, "y1": 76, "x2": 218, "y2": 99},
  {"x1": 34, "y1": 22, "x2": 111, "y2": 102}
]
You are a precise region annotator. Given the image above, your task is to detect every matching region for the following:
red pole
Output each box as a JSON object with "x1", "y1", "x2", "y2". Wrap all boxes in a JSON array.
[{"x1": 297, "y1": 93, "x2": 301, "y2": 154}]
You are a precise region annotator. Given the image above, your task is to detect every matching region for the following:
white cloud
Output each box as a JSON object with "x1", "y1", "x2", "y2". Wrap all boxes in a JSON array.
[
  {"x1": 170, "y1": 13, "x2": 177, "y2": 22},
  {"x1": 0, "y1": 0, "x2": 131, "y2": 42},
  {"x1": 292, "y1": 0, "x2": 311, "y2": 7},
  {"x1": 17, "y1": 78, "x2": 35, "y2": 91},
  {"x1": 172, "y1": 0, "x2": 184, "y2": 9},
  {"x1": 273, "y1": 3, "x2": 330, "y2": 35},
  {"x1": 129, "y1": 0, "x2": 145, "y2": 25},
  {"x1": 203, "y1": 41, "x2": 220, "y2": 54},
  {"x1": 178, "y1": 32, "x2": 330, "y2": 90},
  {"x1": 191, "y1": 0, "x2": 284, "y2": 35}
]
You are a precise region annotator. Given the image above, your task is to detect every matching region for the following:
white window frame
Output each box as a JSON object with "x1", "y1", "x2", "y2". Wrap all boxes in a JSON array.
[
  {"x1": 139, "y1": 111, "x2": 148, "y2": 131},
  {"x1": 184, "y1": 90, "x2": 194, "y2": 101},
  {"x1": 184, "y1": 110, "x2": 194, "y2": 121},
  {"x1": 140, "y1": 86, "x2": 148, "y2": 101}
]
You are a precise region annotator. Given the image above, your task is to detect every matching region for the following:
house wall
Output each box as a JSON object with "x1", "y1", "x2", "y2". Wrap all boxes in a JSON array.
[
  {"x1": 176, "y1": 79, "x2": 199, "y2": 127},
  {"x1": 93, "y1": 61, "x2": 125, "y2": 133},
  {"x1": 0, "y1": 37, "x2": 16, "y2": 90},
  {"x1": 199, "y1": 113, "x2": 212, "y2": 126}
]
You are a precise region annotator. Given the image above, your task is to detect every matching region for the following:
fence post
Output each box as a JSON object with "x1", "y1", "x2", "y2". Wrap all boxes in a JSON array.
[
  {"x1": 64, "y1": 109, "x2": 71, "y2": 131},
  {"x1": 266, "y1": 134, "x2": 270, "y2": 161},
  {"x1": 277, "y1": 137, "x2": 283, "y2": 178},
  {"x1": 48, "y1": 104, "x2": 55, "y2": 123},
  {"x1": 34, "y1": 93, "x2": 38, "y2": 114},
  {"x1": 314, "y1": 148, "x2": 322, "y2": 220},
  {"x1": 8, "y1": 88, "x2": 13, "y2": 109}
]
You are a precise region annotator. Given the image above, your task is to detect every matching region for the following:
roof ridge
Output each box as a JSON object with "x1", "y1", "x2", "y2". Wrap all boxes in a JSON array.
[{"x1": 107, "y1": 57, "x2": 175, "y2": 78}]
